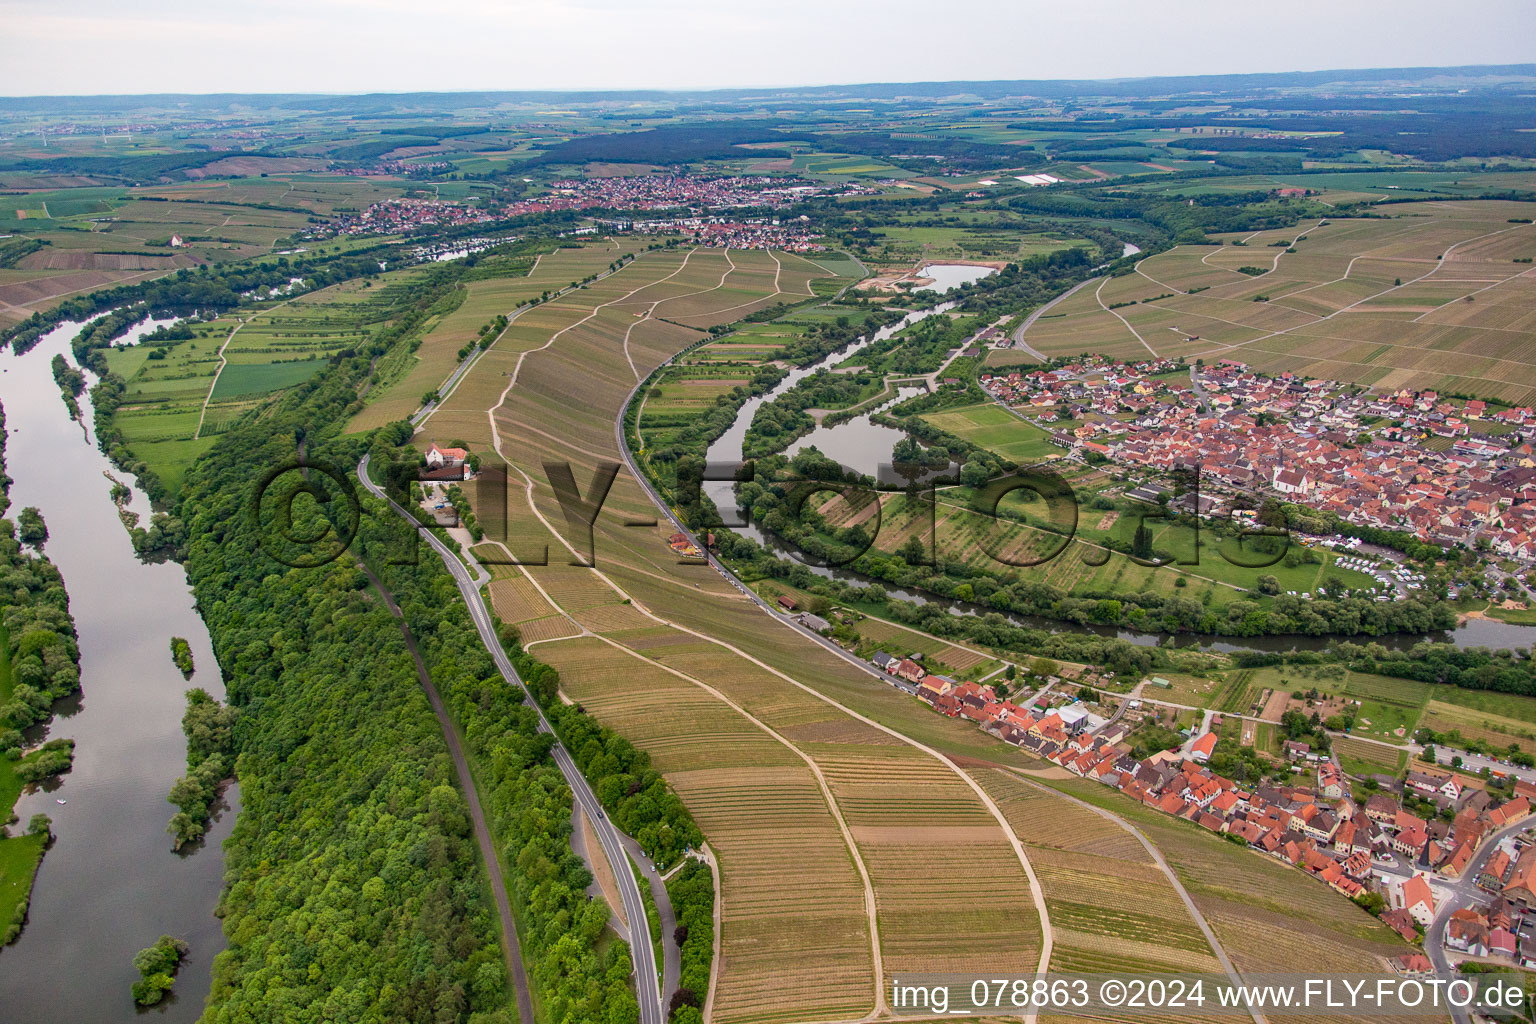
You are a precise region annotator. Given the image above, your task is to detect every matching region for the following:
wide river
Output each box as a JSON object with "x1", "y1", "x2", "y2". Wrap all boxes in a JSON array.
[{"x1": 0, "y1": 318, "x2": 234, "y2": 1020}]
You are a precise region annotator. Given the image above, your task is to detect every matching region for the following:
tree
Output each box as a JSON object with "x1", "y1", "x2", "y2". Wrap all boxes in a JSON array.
[
  {"x1": 16, "y1": 506, "x2": 46, "y2": 547},
  {"x1": 1132, "y1": 521, "x2": 1154, "y2": 561}
]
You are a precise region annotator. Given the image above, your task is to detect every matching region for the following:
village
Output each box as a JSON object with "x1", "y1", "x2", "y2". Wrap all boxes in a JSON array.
[
  {"x1": 978, "y1": 356, "x2": 1536, "y2": 571},
  {"x1": 854, "y1": 635, "x2": 1536, "y2": 972},
  {"x1": 318, "y1": 173, "x2": 838, "y2": 238}
]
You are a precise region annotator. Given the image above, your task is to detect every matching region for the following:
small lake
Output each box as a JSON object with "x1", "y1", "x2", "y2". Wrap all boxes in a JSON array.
[
  {"x1": 0, "y1": 317, "x2": 235, "y2": 1021},
  {"x1": 786, "y1": 386, "x2": 927, "y2": 478},
  {"x1": 916, "y1": 263, "x2": 996, "y2": 292},
  {"x1": 704, "y1": 302, "x2": 957, "y2": 518},
  {"x1": 693, "y1": 293, "x2": 1536, "y2": 656}
]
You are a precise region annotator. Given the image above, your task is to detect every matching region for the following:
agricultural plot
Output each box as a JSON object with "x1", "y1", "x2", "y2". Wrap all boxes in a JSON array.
[
  {"x1": 1053, "y1": 776, "x2": 1410, "y2": 1005},
  {"x1": 1420, "y1": 697, "x2": 1536, "y2": 756},
  {"x1": 846, "y1": 614, "x2": 1002, "y2": 679},
  {"x1": 347, "y1": 242, "x2": 618, "y2": 430},
  {"x1": 971, "y1": 767, "x2": 1223, "y2": 975},
  {"x1": 805, "y1": 487, "x2": 1377, "y2": 618},
  {"x1": 105, "y1": 269, "x2": 435, "y2": 488},
  {"x1": 429, "y1": 247, "x2": 1074, "y2": 1021},
  {"x1": 1012, "y1": 201, "x2": 1536, "y2": 403},
  {"x1": 920, "y1": 402, "x2": 1061, "y2": 464}
]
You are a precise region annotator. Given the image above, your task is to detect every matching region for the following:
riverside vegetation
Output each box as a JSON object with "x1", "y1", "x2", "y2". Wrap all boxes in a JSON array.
[{"x1": 0, "y1": 402, "x2": 82, "y2": 946}]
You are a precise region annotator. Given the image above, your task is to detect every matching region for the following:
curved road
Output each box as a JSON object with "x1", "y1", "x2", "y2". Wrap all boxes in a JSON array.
[
  {"x1": 1424, "y1": 814, "x2": 1534, "y2": 1024},
  {"x1": 1008, "y1": 277, "x2": 1093, "y2": 361},
  {"x1": 356, "y1": 455, "x2": 665, "y2": 1024}
]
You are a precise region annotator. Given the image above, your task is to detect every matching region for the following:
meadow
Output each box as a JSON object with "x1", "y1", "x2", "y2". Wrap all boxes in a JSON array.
[{"x1": 107, "y1": 268, "x2": 435, "y2": 489}]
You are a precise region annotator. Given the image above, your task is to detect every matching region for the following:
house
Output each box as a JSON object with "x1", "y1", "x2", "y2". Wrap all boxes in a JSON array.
[
  {"x1": 1446, "y1": 909, "x2": 1489, "y2": 956},
  {"x1": 1489, "y1": 797, "x2": 1531, "y2": 829},
  {"x1": 872, "y1": 652, "x2": 895, "y2": 673},
  {"x1": 1190, "y1": 731, "x2": 1218, "y2": 763},
  {"x1": 1285, "y1": 740, "x2": 1312, "y2": 762},
  {"x1": 1318, "y1": 763, "x2": 1344, "y2": 799},
  {"x1": 1443, "y1": 841, "x2": 1476, "y2": 880},
  {"x1": 894, "y1": 659, "x2": 926, "y2": 684},
  {"x1": 1405, "y1": 770, "x2": 1453, "y2": 798},
  {"x1": 1393, "y1": 874, "x2": 1436, "y2": 927},
  {"x1": 1490, "y1": 927, "x2": 1518, "y2": 959},
  {"x1": 423, "y1": 442, "x2": 472, "y2": 481},
  {"x1": 1365, "y1": 793, "x2": 1399, "y2": 822},
  {"x1": 1273, "y1": 467, "x2": 1311, "y2": 495},
  {"x1": 777, "y1": 595, "x2": 798, "y2": 611},
  {"x1": 1481, "y1": 850, "x2": 1513, "y2": 890},
  {"x1": 1381, "y1": 908, "x2": 1420, "y2": 943},
  {"x1": 1503, "y1": 846, "x2": 1536, "y2": 905},
  {"x1": 917, "y1": 676, "x2": 953, "y2": 704},
  {"x1": 1392, "y1": 826, "x2": 1428, "y2": 859}
]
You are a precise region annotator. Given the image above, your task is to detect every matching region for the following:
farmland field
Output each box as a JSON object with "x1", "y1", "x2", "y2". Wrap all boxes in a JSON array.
[
  {"x1": 432, "y1": 246, "x2": 1065, "y2": 1021},
  {"x1": 1012, "y1": 201, "x2": 1536, "y2": 404}
]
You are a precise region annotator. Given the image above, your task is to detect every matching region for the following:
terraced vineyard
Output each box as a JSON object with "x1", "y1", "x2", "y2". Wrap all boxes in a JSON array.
[
  {"x1": 1008, "y1": 201, "x2": 1536, "y2": 404},
  {"x1": 418, "y1": 244, "x2": 1058, "y2": 1023},
  {"x1": 387, "y1": 239, "x2": 1425, "y2": 1024},
  {"x1": 971, "y1": 767, "x2": 1225, "y2": 976}
]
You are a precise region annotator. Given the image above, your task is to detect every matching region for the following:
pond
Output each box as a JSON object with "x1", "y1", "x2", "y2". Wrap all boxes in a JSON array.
[
  {"x1": 0, "y1": 317, "x2": 235, "y2": 1021},
  {"x1": 915, "y1": 263, "x2": 996, "y2": 292}
]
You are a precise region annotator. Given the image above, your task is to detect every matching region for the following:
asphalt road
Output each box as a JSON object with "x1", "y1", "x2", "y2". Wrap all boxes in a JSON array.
[
  {"x1": 357, "y1": 455, "x2": 665, "y2": 1024},
  {"x1": 1424, "y1": 814, "x2": 1534, "y2": 1024},
  {"x1": 1008, "y1": 278, "x2": 1092, "y2": 361}
]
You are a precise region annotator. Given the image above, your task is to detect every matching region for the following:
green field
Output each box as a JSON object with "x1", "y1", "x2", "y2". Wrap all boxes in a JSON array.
[{"x1": 920, "y1": 402, "x2": 1061, "y2": 463}]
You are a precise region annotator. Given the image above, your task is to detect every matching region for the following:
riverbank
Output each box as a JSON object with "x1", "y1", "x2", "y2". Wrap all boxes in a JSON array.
[{"x1": 0, "y1": 319, "x2": 232, "y2": 1022}]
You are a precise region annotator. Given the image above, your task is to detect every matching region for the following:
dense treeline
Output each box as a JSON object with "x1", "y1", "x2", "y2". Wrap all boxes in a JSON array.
[
  {"x1": 1232, "y1": 642, "x2": 1536, "y2": 699},
  {"x1": 742, "y1": 368, "x2": 877, "y2": 459},
  {"x1": 1004, "y1": 189, "x2": 1326, "y2": 247},
  {"x1": 170, "y1": 246, "x2": 670, "y2": 1020},
  {"x1": 1011, "y1": 96, "x2": 1536, "y2": 161},
  {"x1": 164, "y1": 688, "x2": 237, "y2": 850},
  {"x1": 2, "y1": 244, "x2": 403, "y2": 355},
  {"x1": 529, "y1": 123, "x2": 799, "y2": 166},
  {"x1": 536, "y1": 692, "x2": 705, "y2": 870},
  {"x1": 666, "y1": 861, "x2": 714, "y2": 1024},
  {"x1": 0, "y1": 404, "x2": 82, "y2": 748},
  {"x1": 177, "y1": 295, "x2": 512, "y2": 1023},
  {"x1": 371, "y1": 519, "x2": 641, "y2": 1024},
  {"x1": 817, "y1": 130, "x2": 1040, "y2": 173},
  {"x1": 716, "y1": 473, "x2": 1458, "y2": 639}
]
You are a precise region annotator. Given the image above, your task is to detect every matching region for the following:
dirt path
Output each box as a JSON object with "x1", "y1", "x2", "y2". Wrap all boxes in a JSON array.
[
  {"x1": 358, "y1": 563, "x2": 534, "y2": 1024},
  {"x1": 487, "y1": 254, "x2": 1053, "y2": 1022},
  {"x1": 194, "y1": 294, "x2": 298, "y2": 439},
  {"x1": 991, "y1": 764, "x2": 1267, "y2": 1024}
]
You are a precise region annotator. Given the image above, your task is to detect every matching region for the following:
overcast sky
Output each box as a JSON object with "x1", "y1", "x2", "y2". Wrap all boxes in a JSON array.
[{"x1": 3, "y1": 0, "x2": 1534, "y2": 96}]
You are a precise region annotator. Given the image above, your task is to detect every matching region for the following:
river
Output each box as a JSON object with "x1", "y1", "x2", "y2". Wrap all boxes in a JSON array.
[
  {"x1": 0, "y1": 318, "x2": 234, "y2": 1020},
  {"x1": 696, "y1": 297, "x2": 1536, "y2": 655}
]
